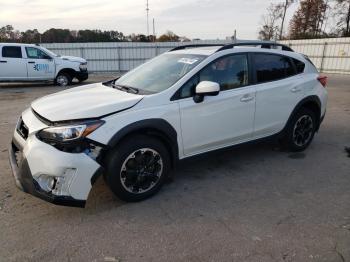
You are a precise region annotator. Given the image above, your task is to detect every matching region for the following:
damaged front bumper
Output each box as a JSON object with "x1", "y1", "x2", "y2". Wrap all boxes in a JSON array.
[
  {"x1": 8, "y1": 109, "x2": 102, "y2": 208},
  {"x1": 8, "y1": 142, "x2": 88, "y2": 207}
]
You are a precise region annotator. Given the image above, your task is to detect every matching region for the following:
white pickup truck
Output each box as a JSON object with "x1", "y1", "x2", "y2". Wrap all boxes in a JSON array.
[{"x1": 0, "y1": 43, "x2": 88, "y2": 86}]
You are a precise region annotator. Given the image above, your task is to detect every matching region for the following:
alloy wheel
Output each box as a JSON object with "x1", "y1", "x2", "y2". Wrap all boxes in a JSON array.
[
  {"x1": 292, "y1": 115, "x2": 314, "y2": 147},
  {"x1": 120, "y1": 148, "x2": 163, "y2": 194}
]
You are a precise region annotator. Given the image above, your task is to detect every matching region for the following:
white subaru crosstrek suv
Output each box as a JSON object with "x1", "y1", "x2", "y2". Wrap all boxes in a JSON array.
[{"x1": 9, "y1": 42, "x2": 328, "y2": 207}]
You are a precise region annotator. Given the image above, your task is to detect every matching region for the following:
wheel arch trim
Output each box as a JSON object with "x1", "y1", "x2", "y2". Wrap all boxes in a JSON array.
[
  {"x1": 106, "y1": 118, "x2": 179, "y2": 167},
  {"x1": 284, "y1": 95, "x2": 322, "y2": 133},
  {"x1": 56, "y1": 68, "x2": 77, "y2": 79}
]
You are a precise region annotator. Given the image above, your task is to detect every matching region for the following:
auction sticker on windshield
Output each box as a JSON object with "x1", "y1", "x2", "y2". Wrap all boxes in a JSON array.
[{"x1": 178, "y1": 58, "x2": 199, "y2": 64}]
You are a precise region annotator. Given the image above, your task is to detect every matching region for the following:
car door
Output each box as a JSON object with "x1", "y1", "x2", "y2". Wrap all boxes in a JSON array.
[
  {"x1": 25, "y1": 46, "x2": 55, "y2": 80},
  {"x1": 177, "y1": 53, "x2": 256, "y2": 156},
  {"x1": 0, "y1": 45, "x2": 27, "y2": 80},
  {"x1": 252, "y1": 53, "x2": 305, "y2": 138}
]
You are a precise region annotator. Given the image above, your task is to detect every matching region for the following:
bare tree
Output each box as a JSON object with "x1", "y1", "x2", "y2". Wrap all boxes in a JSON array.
[
  {"x1": 258, "y1": 3, "x2": 284, "y2": 40},
  {"x1": 279, "y1": 0, "x2": 296, "y2": 39},
  {"x1": 334, "y1": 0, "x2": 350, "y2": 36}
]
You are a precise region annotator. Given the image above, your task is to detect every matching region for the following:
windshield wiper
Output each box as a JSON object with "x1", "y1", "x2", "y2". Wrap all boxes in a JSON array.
[{"x1": 112, "y1": 83, "x2": 139, "y2": 94}]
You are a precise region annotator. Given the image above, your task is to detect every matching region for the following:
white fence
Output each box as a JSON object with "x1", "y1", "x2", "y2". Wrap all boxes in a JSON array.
[
  {"x1": 42, "y1": 38, "x2": 350, "y2": 74},
  {"x1": 41, "y1": 40, "x2": 230, "y2": 73},
  {"x1": 279, "y1": 37, "x2": 350, "y2": 74}
]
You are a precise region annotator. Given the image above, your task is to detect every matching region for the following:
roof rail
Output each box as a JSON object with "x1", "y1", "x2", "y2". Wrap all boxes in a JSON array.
[
  {"x1": 169, "y1": 44, "x2": 225, "y2": 52},
  {"x1": 216, "y1": 41, "x2": 293, "y2": 52},
  {"x1": 168, "y1": 41, "x2": 294, "y2": 53}
]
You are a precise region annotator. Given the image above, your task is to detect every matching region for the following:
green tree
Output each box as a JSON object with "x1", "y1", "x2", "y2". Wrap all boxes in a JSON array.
[
  {"x1": 0, "y1": 25, "x2": 14, "y2": 42},
  {"x1": 0, "y1": 25, "x2": 187, "y2": 43},
  {"x1": 21, "y1": 29, "x2": 41, "y2": 43},
  {"x1": 42, "y1": 28, "x2": 73, "y2": 43}
]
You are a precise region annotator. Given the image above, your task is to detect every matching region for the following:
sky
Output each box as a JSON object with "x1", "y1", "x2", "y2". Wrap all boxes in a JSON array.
[{"x1": 0, "y1": 0, "x2": 299, "y2": 40}]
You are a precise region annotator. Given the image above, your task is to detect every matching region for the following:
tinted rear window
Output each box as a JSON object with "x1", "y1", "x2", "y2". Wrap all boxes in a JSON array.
[
  {"x1": 2, "y1": 46, "x2": 22, "y2": 58},
  {"x1": 254, "y1": 53, "x2": 294, "y2": 83}
]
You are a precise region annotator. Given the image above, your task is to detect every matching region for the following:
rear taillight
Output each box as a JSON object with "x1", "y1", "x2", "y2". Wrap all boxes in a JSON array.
[{"x1": 317, "y1": 75, "x2": 328, "y2": 87}]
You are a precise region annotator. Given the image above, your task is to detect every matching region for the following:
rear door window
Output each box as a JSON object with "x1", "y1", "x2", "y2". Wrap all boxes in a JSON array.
[
  {"x1": 253, "y1": 53, "x2": 295, "y2": 84},
  {"x1": 2, "y1": 46, "x2": 22, "y2": 58}
]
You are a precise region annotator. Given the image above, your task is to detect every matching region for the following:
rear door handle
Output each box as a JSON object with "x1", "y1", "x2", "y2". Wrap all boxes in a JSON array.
[
  {"x1": 240, "y1": 94, "x2": 254, "y2": 102},
  {"x1": 28, "y1": 61, "x2": 35, "y2": 64},
  {"x1": 0, "y1": 60, "x2": 7, "y2": 63},
  {"x1": 290, "y1": 87, "x2": 302, "y2": 93}
]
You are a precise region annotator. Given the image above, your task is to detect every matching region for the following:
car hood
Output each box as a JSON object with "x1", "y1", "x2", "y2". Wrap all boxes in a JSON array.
[
  {"x1": 60, "y1": 55, "x2": 86, "y2": 63},
  {"x1": 31, "y1": 83, "x2": 144, "y2": 122}
]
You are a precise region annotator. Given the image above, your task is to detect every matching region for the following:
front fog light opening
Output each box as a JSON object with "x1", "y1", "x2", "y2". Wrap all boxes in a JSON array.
[
  {"x1": 36, "y1": 168, "x2": 76, "y2": 196},
  {"x1": 37, "y1": 175, "x2": 57, "y2": 192}
]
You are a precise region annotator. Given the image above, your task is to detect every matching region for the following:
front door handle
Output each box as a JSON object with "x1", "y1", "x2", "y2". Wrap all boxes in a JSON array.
[
  {"x1": 28, "y1": 61, "x2": 35, "y2": 64},
  {"x1": 240, "y1": 94, "x2": 254, "y2": 102},
  {"x1": 0, "y1": 60, "x2": 7, "y2": 63},
  {"x1": 290, "y1": 87, "x2": 302, "y2": 93}
]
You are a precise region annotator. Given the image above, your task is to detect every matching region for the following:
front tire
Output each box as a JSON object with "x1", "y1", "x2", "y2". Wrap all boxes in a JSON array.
[
  {"x1": 281, "y1": 107, "x2": 317, "y2": 152},
  {"x1": 104, "y1": 135, "x2": 171, "y2": 202},
  {"x1": 55, "y1": 72, "x2": 72, "y2": 87}
]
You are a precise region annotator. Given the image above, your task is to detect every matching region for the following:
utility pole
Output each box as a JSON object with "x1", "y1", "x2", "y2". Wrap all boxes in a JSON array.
[
  {"x1": 153, "y1": 18, "x2": 156, "y2": 41},
  {"x1": 146, "y1": 0, "x2": 150, "y2": 36}
]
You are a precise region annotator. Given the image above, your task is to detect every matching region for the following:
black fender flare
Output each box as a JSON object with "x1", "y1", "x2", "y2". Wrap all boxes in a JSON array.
[
  {"x1": 106, "y1": 118, "x2": 179, "y2": 167},
  {"x1": 56, "y1": 68, "x2": 77, "y2": 79},
  {"x1": 281, "y1": 95, "x2": 322, "y2": 135}
]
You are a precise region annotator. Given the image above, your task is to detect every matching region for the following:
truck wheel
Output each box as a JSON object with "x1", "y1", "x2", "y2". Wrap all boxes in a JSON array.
[
  {"x1": 55, "y1": 72, "x2": 72, "y2": 87},
  {"x1": 104, "y1": 135, "x2": 171, "y2": 202},
  {"x1": 281, "y1": 107, "x2": 317, "y2": 152}
]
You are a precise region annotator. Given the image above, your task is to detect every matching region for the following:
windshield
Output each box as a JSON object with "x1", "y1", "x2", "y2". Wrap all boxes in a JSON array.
[
  {"x1": 115, "y1": 53, "x2": 207, "y2": 93},
  {"x1": 40, "y1": 47, "x2": 59, "y2": 57}
]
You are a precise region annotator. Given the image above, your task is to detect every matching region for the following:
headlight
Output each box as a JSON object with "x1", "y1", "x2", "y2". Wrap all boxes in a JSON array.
[
  {"x1": 37, "y1": 120, "x2": 104, "y2": 143},
  {"x1": 79, "y1": 62, "x2": 87, "y2": 71}
]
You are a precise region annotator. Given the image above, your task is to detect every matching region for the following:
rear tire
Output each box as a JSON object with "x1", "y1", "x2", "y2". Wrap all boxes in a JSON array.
[
  {"x1": 55, "y1": 72, "x2": 72, "y2": 87},
  {"x1": 281, "y1": 107, "x2": 317, "y2": 152},
  {"x1": 104, "y1": 135, "x2": 171, "y2": 202}
]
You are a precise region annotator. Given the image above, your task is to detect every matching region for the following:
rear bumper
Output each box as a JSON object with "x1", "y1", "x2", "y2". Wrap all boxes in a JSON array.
[
  {"x1": 8, "y1": 142, "x2": 86, "y2": 208},
  {"x1": 317, "y1": 110, "x2": 326, "y2": 131}
]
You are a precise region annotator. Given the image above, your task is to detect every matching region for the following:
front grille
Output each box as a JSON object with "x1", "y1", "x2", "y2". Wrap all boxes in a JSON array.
[
  {"x1": 16, "y1": 118, "x2": 29, "y2": 140},
  {"x1": 12, "y1": 142, "x2": 23, "y2": 166}
]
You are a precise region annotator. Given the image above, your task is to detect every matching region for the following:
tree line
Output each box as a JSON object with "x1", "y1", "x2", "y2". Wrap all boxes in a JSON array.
[
  {"x1": 259, "y1": 0, "x2": 350, "y2": 40},
  {"x1": 2, "y1": 0, "x2": 350, "y2": 43},
  {"x1": 0, "y1": 26, "x2": 185, "y2": 43}
]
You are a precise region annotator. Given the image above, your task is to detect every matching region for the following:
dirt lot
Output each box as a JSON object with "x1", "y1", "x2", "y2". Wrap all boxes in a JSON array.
[{"x1": 0, "y1": 74, "x2": 349, "y2": 262}]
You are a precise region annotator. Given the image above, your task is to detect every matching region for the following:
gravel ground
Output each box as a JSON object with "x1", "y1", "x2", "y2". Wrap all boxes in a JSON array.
[{"x1": 0, "y1": 74, "x2": 349, "y2": 262}]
